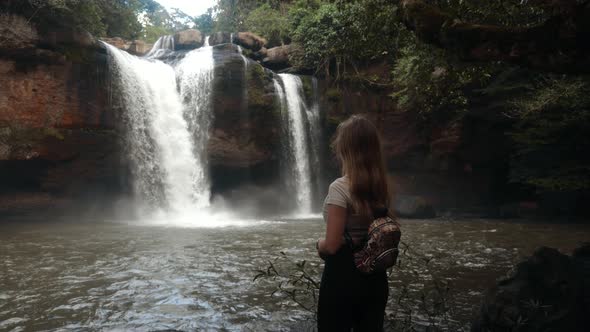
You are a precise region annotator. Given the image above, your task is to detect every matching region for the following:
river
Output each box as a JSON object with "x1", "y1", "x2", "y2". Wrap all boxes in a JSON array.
[{"x1": 1, "y1": 218, "x2": 589, "y2": 331}]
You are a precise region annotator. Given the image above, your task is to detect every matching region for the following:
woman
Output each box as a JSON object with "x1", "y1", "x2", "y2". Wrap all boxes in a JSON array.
[{"x1": 316, "y1": 115, "x2": 390, "y2": 331}]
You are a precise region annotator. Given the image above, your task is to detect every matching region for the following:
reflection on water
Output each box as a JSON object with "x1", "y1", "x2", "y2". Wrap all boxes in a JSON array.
[{"x1": 0, "y1": 218, "x2": 589, "y2": 331}]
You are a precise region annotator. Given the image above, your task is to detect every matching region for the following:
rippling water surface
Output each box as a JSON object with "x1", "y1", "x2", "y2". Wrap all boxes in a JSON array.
[{"x1": 1, "y1": 218, "x2": 589, "y2": 331}]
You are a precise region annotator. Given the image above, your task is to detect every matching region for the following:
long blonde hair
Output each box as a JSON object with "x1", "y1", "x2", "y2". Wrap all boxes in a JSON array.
[{"x1": 333, "y1": 115, "x2": 390, "y2": 217}]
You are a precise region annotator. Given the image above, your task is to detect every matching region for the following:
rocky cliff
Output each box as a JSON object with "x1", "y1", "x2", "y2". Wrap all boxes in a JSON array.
[
  {"x1": 0, "y1": 20, "x2": 287, "y2": 215},
  {"x1": 208, "y1": 44, "x2": 283, "y2": 194},
  {"x1": 0, "y1": 15, "x2": 123, "y2": 215},
  {"x1": 0, "y1": 19, "x2": 542, "y2": 217}
]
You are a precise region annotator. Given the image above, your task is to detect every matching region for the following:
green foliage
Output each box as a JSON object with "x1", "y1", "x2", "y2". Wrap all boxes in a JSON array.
[
  {"x1": 207, "y1": 0, "x2": 590, "y2": 197},
  {"x1": 142, "y1": 25, "x2": 173, "y2": 43},
  {"x1": 289, "y1": 0, "x2": 398, "y2": 76},
  {"x1": 244, "y1": 4, "x2": 289, "y2": 47},
  {"x1": 21, "y1": 0, "x2": 143, "y2": 39},
  {"x1": 194, "y1": 8, "x2": 215, "y2": 35},
  {"x1": 509, "y1": 76, "x2": 590, "y2": 192},
  {"x1": 99, "y1": 0, "x2": 144, "y2": 39},
  {"x1": 326, "y1": 88, "x2": 341, "y2": 102},
  {"x1": 391, "y1": 43, "x2": 489, "y2": 120},
  {"x1": 289, "y1": 2, "x2": 344, "y2": 72},
  {"x1": 430, "y1": 0, "x2": 548, "y2": 27},
  {"x1": 68, "y1": 1, "x2": 106, "y2": 37},
  {"x1": 17, "y1": 0, "x2": 197, "y2": 42},
  {"x1": 139, "y1": 2, "x2": 194, "y2": 42},
  {"x1": 43, "y1": 128, "x2": 65, "y2": 140},
  {"x1": 214, "y1": 0, "x2": 244, "y2": 32}
]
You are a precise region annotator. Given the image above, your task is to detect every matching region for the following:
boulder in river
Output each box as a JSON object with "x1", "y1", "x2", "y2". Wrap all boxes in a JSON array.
[
  {"x1": 262, "y1": 44, "x2": 297, "y2": 70},
  {"x1": 233, "y1": 32, "x2": 266, "y2": 52},
  {"x1": 173, "y1": 29, "x2": 203, "y2": 50},
  {"x1": 471, "y1": 244, "x2": 590, "y2": 332},
  {"x1": 252, "y1": 47, "x2": 268, "y2": 61}
]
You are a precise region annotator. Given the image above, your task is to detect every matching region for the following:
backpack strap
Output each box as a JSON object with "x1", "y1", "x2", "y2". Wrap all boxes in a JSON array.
[
  {"x1": 343, "y1": 228, "x2": 354, "y2": 249},
  {"x1": 344, "y1": 207, "x2": 389, "y2": 251}
]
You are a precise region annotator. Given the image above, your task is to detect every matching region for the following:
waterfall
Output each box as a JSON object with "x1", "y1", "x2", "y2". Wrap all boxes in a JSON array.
[
  {"x1": 308, "y1": 78, "x2": 323, "y2": 201},
  {"x1": 276, "y1": 74, "x2": 321, "y2": 215},
  {"x1": 104, "y1": 38, "x2": 217, "y2": 216},
  {"x1": 273, "y1": 78, "x2": 285, "y2": 110},
  {"x1": 175, "y1": 41, "x2": 215, "y2": 209},
  {"x1": 105, "y1": 32, "x2": 322, "y2": 220},
  {"x1": 230, "y1": 33, "x2": 249, "y2": 67},
  {"x1": 237, "y1": 45, "x2": 248, "y2": 67},
  {"x1": 104, "y1": 42, "x2": 205, "y2": 212},
  {"x1": 145, "y1": 35, "x2": 174, "y2": 58}
]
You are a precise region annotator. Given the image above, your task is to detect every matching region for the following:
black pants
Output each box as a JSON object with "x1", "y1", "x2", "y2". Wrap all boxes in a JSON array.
[{"x1": 317, "y1": 246, "x2": 389, "y2": 331}]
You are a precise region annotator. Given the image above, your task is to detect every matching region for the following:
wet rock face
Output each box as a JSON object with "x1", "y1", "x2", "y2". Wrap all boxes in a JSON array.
[
  {"x1": 262, "y1": 44, "x2": 297, "y2": 70},
  {"x1": 0, "y1": 57, "x2": 112, "y2": 131},
  {"x1": 40, "y1": 28, "x2": 98, "y2": 50},
  {"x1": 0, "y1": 14, "x2": 38, "y2": 50},
  {"x1": 208, "y1": 44, "x2": 282, "y2": 192},
  {"x1": 233, "y1": 32, "x2": 267, "y2": 52},
  {"x1": 318, "y1": 64, "x2": 517, "y2": 214},
  {"x1": 0, "y1": 20, "x2": 124, "y2": 214},
  {"x1": 471, "y1": 245, "x2": 590, "y2": 332},
  {"x1": 394, "y1": 195, "x2": 436, "y2": 218}
]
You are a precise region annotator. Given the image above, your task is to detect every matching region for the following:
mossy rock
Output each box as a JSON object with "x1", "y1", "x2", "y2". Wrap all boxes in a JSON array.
[
  {"x1": 246, "y1": 62, "x2": 267, "y2": 83},
  {"x1": 326, "y1": 88, "x2": 342, "y2": 102},
  {"x1": 57, "y1": 45, "x2": 96, "y2": 63},
  {"x1": 245, "y1": 63, "x2": 278, "y2": 113},
  {"x1": 42, "y1": 128, "x2": 65, "y2": 140}
]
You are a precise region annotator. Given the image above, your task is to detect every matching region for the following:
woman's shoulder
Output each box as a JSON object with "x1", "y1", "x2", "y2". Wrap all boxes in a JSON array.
[
  {"x1": 329, "y1": 176, "x2": 349, "y2": 190},
  {"x1": 326, "y1": 177, "x2": 350, "y2": 208},
  {"x1": 330, "y1": 176, "x2": 348, "y2": 194}
]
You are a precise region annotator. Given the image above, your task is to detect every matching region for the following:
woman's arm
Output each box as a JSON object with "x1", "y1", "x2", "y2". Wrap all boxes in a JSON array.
[{"x1": 318, "y1": 204, "x2": 347, "y2": 256}]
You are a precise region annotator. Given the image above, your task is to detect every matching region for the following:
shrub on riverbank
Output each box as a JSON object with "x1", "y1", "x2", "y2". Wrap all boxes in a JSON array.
[{"x1": 254, "y1": 243, "x2": 468, "y2": 331}]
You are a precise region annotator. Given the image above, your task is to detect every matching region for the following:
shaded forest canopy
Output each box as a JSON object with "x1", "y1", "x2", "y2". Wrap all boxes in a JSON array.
[{"x1": 3, "y1": 0, "x2": 589, "y2": 211}]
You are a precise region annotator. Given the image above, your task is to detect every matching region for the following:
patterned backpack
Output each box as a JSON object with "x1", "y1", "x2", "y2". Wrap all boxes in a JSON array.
[{"x1": 345, "y1": 209, "x2": 402, "y2": 274}]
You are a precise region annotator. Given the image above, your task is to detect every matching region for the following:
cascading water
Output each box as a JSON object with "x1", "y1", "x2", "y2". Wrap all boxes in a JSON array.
[
  {"x1": 231, "y1": 33, "x2": 249, "y2": 67},
  {"x1": 273, "y1": 78, "x2": 285, "y2": 110},
  {"x1": 104, "y1": 42, "x2": 203, "y2": 213},
  {"x1": 105, "y1": 37, "x2": 261, "y2": 226},
  {"x1": 237, "y1": 45, "x2": 248, "y2": 67},
  {"x1": 275, "y1": 74, "x2": 321, "y2": 215},
  {"x1": 145, "y1": 35, "x2": 174, "y2": 58},
  {"x1": 308, "y1": 78, "x2": 323, "y2": 201},
  {"x1": 175, "y1": 38, "x2": 215, "y2": 209},
  {"x1": 105, "y1": 32, "x2": 322, "y2": 221}
]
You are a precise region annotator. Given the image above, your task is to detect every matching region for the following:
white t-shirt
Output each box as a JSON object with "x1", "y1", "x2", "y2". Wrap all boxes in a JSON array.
[{"x1": 322, "y1": 177, "x2": 372, "y2": 246}]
